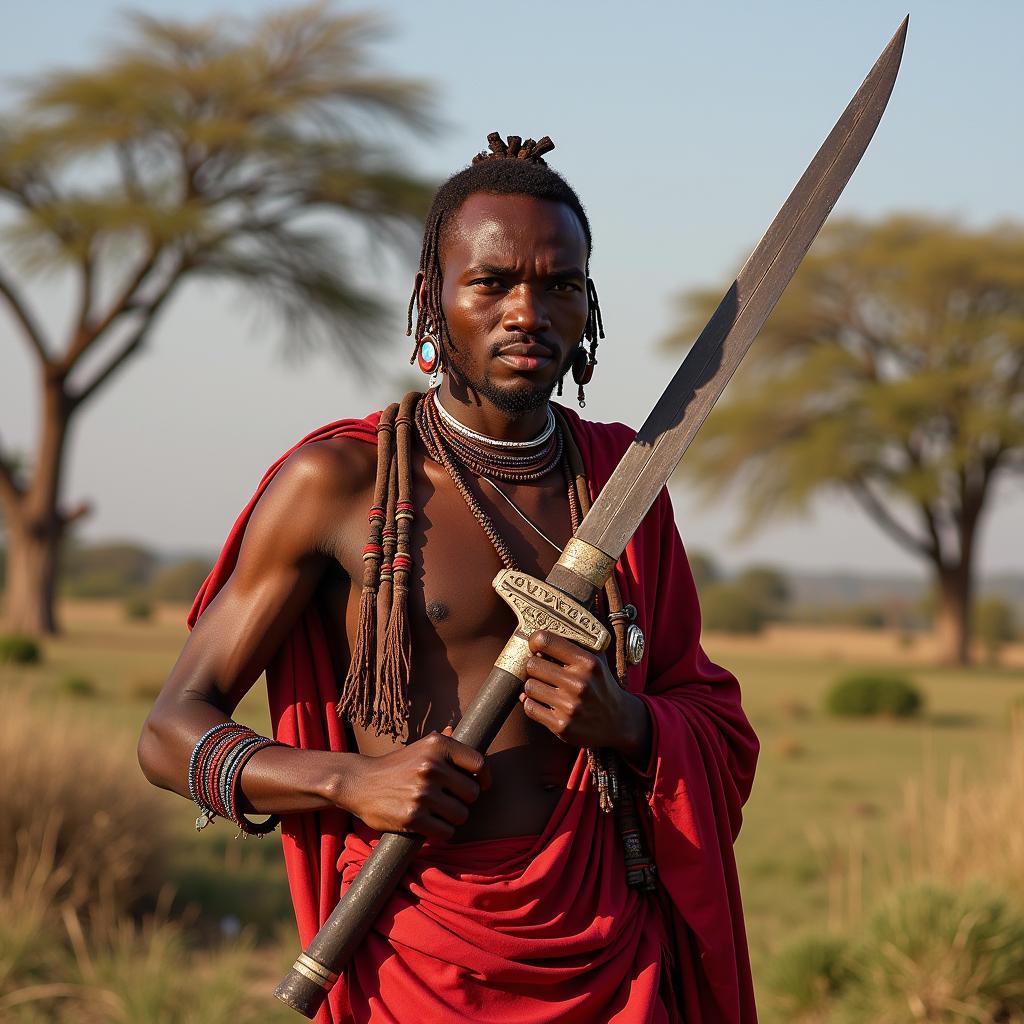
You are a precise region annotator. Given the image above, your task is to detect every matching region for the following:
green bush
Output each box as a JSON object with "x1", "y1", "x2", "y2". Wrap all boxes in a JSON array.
[
  {"x1": 58, "y1": 673, "x2": 97, "y2": 698},
  {"x1": 701, "y1": 583, "x2": 767, "y2": 634},
  {"x1": 765, "y1": 932, "x2": 854, "y2": 1020},
  {"x1": 737, "y1": 564, "x2": 791, "y2": 620},
  {"x1": 974, "y1": 595, "x2": 1017, "y2": 665},
  {"x1": 0, "y1": 634, "x2": 41, "y2": 665},
  {"x1": 59, "y1": 541, "x2": 157, "y2": 599},
  {"x1": 149, "y1": 557, "x2": 212, "y2": 603},
  {"x1": 123, "y1": 595, "x2": 154, "y2": 621},
  {"x1": 824, "y1": 673, "x2": 923, "y2": 719},
  {"x1": 841, "y1": 884, "x2": 1024, "y2": 1023}
]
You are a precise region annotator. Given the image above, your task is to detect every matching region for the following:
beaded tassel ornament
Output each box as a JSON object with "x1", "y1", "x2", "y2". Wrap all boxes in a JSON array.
[{"x1": 335, "y1": 392, "x2": 418, "y2": 738}]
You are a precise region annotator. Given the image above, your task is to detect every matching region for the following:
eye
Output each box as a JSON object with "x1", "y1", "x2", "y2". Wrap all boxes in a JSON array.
[
  {"x1": 550, "y1": 280, "x2": 583, "y2": 292},
  {"x1": 471, "y1": 277, "x2": 503, "y2": 290}
]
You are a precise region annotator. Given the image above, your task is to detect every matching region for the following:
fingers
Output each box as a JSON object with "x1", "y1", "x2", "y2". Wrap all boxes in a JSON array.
[
  {"x1": 412, "y1": 812, "x2": 457, "y2": 841},
  {"x1": 522, "y1": 676, "x2": 573, "y2": 714},
  {"x1": 423, "y1": 730, "x2": 490, "y2": 796},
  {"x1": 521, "y1": 695, "x2": 567, "y2": 738},
  {"x1": 427, "y1": 788, "x2": 472, "y2": 828},
  {"x1": 436, "y1": 762, "x2": 482, "y2": 805},
  {"x1": 431, "y1": 731, "x2": 486, "y2": 776},
  {"x1": 527, "y1": 629, "x2": 595, "y2": 667}
]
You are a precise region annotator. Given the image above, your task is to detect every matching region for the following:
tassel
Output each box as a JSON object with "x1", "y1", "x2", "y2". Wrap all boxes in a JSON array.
[
  {"x1": 335, "y1": 584, "x2": 377, "y2": 728},
  {"x1": 375, "y1": 576, "x2": 412, "y2": 739}
]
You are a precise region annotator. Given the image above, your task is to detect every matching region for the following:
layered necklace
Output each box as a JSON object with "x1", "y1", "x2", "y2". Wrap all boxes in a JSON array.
[
  {"x1": 414, "y1": 391, "x2": 658, "y2": 887},
  {"x1": 416, "y1": 390, "x2": 582, "y2": 568}
]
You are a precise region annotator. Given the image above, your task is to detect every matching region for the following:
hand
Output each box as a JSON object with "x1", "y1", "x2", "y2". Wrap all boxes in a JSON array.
[
  {"x1": 346, "y1": 728, "x2": 491, "y2": 841},
  {"x1": 520, "y1": 630, "x2": 651, "y2": 763}
]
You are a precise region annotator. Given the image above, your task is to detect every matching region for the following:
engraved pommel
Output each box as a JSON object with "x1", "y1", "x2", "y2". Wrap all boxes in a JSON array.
[{"x1": 491, "y1": 569, "x2": 611, "y2": 680}]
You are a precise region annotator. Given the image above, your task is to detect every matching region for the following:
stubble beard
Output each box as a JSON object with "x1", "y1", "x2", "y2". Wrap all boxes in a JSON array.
[{"x1": 443, "y1": 337, "x2": 578, "y2": 417}]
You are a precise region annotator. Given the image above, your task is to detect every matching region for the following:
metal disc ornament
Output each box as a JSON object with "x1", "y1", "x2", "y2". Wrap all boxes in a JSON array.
[{"x1": 625, "y1": 624, "x2": 645, "y2": 665}]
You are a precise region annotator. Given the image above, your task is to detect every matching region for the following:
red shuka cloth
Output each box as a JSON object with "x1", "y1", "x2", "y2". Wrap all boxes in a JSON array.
[{"x1": 188, "y1": 407, "x2": 759, "y2": 1023}]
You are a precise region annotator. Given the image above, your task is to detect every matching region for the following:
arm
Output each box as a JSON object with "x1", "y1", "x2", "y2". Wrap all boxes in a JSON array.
[{"x1": 138, "y1": 440, "x2": 487, "y2": 839}]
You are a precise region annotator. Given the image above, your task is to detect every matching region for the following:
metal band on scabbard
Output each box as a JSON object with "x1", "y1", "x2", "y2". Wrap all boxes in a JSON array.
[
  {"x1": 290, "y1": 953, "x2": 339, "y2": 990},
  {"x1": 556, "y1": 538, "x2": 617, "y2": 588}
]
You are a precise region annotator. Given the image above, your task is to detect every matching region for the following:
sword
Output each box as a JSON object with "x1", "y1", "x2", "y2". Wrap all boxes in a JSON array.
[{"x1": 276, "y1": 16, "x2": 908, "y2": 1016}]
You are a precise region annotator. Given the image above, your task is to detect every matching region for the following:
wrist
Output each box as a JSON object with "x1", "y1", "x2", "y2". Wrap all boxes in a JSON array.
[{"x1": 315, "y1": 751, "x2": 369, "y2": 815}]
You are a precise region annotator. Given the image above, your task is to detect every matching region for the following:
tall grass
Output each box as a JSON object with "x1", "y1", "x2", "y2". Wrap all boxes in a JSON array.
[
  {"x1": 766, "y1": 721, "x2": 1024, "y2": 1022},
  {"x1": 0, "y1": 698, "x2": 169, "y2": 918},
  {"x1": 0, "y1": 700, "x2": 289, "y2": 1022},
  {"x1": 816, "y1": 719, "x2": 1024, "y2": 928}
]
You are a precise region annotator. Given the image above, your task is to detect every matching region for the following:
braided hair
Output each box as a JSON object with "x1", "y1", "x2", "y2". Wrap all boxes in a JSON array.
[{"x1": 406, "y1": 133, "x2": 605, "y2": 391}]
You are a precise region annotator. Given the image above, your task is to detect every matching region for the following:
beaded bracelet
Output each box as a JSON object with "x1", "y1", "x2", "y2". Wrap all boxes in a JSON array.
[{"x1": 188, "y1": 721, "x2": 281, "y2": 837}]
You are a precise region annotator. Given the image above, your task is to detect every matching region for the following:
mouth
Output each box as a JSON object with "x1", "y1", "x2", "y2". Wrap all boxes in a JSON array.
[{"x1": 495, "y1": 343, "x2": 557, "y2": 372}]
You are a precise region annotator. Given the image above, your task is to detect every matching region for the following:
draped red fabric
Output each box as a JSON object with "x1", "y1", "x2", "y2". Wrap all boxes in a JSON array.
[{"x1": 188, "y1": 406, "x2": 759, "y2": 1023}]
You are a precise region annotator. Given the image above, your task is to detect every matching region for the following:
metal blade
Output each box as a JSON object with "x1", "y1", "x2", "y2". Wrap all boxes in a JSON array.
[{"x1": 577, "y1": 17, "x2": 908, "y2": 558}]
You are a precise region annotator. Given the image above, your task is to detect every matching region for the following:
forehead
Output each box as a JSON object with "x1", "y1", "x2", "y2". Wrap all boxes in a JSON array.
[{"x1": 441, "y1": 193, "x2": 588, "y2": 272}]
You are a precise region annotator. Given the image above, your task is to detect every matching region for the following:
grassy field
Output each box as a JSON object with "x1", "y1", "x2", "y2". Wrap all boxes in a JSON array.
[{"x1": 2, "y1": 600, "x2": 1023, "y2": 1019}]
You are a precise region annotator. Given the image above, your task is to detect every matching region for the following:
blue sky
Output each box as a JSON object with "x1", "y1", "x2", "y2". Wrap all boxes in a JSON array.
[{"x1": 1, "y1": 1, "x2": 1022, "y2": 575}]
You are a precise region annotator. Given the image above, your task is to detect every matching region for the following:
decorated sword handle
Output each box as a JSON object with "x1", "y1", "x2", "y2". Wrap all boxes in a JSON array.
[{"x1": 274, "y1": 539, "x2": 616, "y2": 1018}]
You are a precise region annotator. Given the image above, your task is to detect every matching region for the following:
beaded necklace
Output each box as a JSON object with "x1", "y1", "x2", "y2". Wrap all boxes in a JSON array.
[{"x1": 416, "y1": 391, "x2": 581, "y2": 569}]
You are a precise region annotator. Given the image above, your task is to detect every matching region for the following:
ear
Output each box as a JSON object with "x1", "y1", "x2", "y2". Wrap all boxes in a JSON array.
[{"x1": 414, "y1": 271, "x2": 427, "y2": 318}]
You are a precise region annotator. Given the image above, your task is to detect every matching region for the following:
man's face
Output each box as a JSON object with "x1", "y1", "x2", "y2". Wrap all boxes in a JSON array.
[{"x1": 436, "y1": 192, "x2": 590, "y2": 416}]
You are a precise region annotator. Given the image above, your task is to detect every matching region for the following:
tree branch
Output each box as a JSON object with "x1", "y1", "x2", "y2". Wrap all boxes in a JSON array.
[
  {"x1": 848, "y1": 477, "x2": 938, "y2": 562},
  {"x1": 60, "y1": 248, "x2": 158, "y2": 373},
  {"x1": 71, "y1": 246, "x2": 95, "y2": 344},
  {"x1": 69, "y1": 271, "x2": 182, "y2": 408},
  {"x1": 0, "y1": 266, "x2": 50, "y2": 364}
]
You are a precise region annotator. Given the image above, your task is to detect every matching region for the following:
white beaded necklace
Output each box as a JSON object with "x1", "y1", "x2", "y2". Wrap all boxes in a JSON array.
[{"x1": 432, "y1": 391, "x2": 555, "y2": 450}]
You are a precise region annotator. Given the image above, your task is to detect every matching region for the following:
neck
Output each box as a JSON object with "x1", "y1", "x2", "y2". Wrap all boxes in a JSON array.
[{"x1": 437, "y1": 377, "x2": 552, "y2": 443}]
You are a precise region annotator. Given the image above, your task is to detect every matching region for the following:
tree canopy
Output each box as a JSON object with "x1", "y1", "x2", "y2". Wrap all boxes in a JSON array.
[
  {"x1": 665, "y1": 216, "x2": 1024, "y2": 662},
  {"x1": 0, "y1": 3, "x2": 435, "y2": 390},
  {"x1": 0, "y1": 3, "x2": 437, "y2": 633}
]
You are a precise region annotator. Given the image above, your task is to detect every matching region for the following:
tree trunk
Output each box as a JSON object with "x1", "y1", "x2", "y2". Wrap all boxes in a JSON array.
[
  {"x1": 933, "y1": 563, "x2": 972, "y2": 666},
  {"x1": 2, "y1": 515, "x2": 62, "y2": 634},
  {"x1": 0, "y1": 379, "x2": 75, "y2": 636}
]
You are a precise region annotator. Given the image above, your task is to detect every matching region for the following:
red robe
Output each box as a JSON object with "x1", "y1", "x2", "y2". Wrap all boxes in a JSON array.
[{"x1": 188, "y1": 407, "x2": 759, "y2": 1023}]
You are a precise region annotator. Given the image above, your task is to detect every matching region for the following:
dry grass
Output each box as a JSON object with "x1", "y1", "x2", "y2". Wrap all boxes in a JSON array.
[
  {"x1": 0, "y1": 697, "x2": 169, "y2": 919},
  {"x1": 811, "y1": 718, "x2": 1024, "y2": 934},
  {"x1": 0, "y1": 699, "x2": 290, "y2": 1023}
]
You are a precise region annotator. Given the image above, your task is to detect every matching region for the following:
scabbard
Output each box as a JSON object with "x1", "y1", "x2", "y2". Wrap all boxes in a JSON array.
[{"x1": 274, "y1": 539, "x2": 615, "y2": 1018}]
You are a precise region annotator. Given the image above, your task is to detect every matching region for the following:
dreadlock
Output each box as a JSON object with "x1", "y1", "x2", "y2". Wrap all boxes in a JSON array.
[{"x1": 406, "y1": 132, "x2": 605, "y2": 396}]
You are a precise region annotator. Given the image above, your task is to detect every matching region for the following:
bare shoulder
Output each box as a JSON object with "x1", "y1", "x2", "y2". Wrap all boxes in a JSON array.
[
  {"x1": 260, "y1": 436, "x2": 378, "y2": 567},
  {"x1": 277, "y1": 435, "x2": 377, "y2": 504}
]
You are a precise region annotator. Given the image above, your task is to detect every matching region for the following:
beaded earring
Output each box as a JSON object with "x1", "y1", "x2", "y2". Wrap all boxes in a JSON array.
[{"x1": 570, "y1": 344, "x2": 596, "y2": 408}]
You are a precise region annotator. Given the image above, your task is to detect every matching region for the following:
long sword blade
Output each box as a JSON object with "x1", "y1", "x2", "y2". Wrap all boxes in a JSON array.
[
  {"x1": 273, "y1": 21, "x2": 908, "y2": 1017},
  {"x1": 577, "y1": 16, "x2": 908, "y2": 558}
]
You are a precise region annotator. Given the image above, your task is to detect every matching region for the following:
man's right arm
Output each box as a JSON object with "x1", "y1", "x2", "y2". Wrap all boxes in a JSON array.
[{"x1": 137, "y1": 439, "x2": 487, "y2": 840}]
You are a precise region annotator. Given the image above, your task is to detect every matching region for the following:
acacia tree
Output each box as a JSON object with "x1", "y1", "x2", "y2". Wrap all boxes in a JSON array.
[
  {"x1": 0, "y1": 5, "x2": 434, "y2": 634},
  {"x1": 665, "y1": 216, "x2": 1024, "y2": 664}
]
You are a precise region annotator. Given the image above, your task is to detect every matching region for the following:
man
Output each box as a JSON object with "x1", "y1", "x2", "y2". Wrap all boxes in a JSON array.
[{"x1": 139, "y1": 133, "x2": 759, "y2": 1023}]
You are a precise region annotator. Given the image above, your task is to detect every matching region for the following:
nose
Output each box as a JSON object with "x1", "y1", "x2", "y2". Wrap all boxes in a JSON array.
[{"x1": 502, "y1": 284, "x2": 551, "y2": 335}]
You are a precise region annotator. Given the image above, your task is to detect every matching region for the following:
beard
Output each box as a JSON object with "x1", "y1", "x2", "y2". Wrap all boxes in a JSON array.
[{"x1": 443, "y1": 335, "x2": 577, "y2": 416}]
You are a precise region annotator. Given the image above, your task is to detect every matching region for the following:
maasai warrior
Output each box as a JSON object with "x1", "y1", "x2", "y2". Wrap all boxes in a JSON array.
[{"x1": 139, "y1": 134, "x2": 760, "y2": 1023}]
